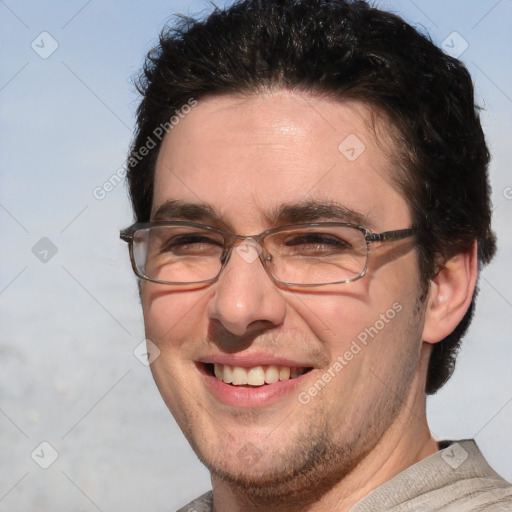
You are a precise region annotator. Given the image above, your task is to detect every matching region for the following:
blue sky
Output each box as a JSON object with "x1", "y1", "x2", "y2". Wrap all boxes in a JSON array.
[{"x1": 1, "y1": 1, "x2": 511, "y2": 510}]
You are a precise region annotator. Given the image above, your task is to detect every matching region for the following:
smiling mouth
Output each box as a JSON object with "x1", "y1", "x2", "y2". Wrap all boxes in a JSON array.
[{"x1": 204, "y1": 363, "x2": 313, "y2": 387}]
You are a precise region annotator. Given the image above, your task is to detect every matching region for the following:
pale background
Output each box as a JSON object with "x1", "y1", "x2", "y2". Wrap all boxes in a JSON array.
[{"x1": 0, "y1": 1, "x2": 510, "y2": 510}]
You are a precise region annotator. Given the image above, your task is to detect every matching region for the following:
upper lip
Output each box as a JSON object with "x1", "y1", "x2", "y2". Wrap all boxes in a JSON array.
[{"x1": 198, "y1": 352, "x2": 314, "y2": 368}]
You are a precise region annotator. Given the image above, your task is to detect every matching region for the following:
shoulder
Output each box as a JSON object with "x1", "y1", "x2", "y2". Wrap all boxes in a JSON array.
[
  {"x1": 438, "y1": 440, "x2": 512, "y2": 510},
  {"x1": 175, "y1": 491, "x2": 213, "y2": 512},
  {"x1": 352, "y1": 440, "x2": 512, "y2": 511}
]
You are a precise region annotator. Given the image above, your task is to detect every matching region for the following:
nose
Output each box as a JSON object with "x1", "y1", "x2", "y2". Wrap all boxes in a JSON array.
[{"x1": 206, "y1": 239, "x2": 287, "y2": 336}]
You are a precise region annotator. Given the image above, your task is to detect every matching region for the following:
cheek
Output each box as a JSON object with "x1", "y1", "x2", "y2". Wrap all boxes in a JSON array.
[
  {"x1": 295, "y1": 294, "x2": 422, "y2": 418},
  {"x1": 293, "y1": 295, "x2": 364, "y2": 344},
  {"x1": 286, "y1": 270, "x2": 421, "y2": 368},
  {"x1": 141, "y1": 288, "x2": 209, "y2": 418},
  {"x1": 285, "y1": 291, "x2": 393, "y2": 351},
  {"x1": 141, "y1": 285, "x2": 210, "y2": 350}
]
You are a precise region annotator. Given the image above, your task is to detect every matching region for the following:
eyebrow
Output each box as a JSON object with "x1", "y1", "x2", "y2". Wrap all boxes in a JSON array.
[
  {"x1": 152, "y1": 199, "x2": 371, "y2": 229},
  {"x1": 272, "y1": 201, "x2": 370, "y2": 227},
  {"x1": 152, "y1": 199, "x2": 219, "y2": 222}
]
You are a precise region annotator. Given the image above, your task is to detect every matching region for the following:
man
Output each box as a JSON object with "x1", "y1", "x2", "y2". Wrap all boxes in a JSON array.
[{"x1": 120, "y1": 0, "x2": 512, "y2": 510}]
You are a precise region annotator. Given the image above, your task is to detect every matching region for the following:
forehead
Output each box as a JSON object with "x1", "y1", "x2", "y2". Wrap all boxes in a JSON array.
[{"x1": 153, "y1": 90, "x2": 410, "y2": 231}]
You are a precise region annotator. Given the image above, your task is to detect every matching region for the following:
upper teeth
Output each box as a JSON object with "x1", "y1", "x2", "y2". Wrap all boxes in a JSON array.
[{"x1": 213, "y1": 364, "x2": 307, "y2": 386}]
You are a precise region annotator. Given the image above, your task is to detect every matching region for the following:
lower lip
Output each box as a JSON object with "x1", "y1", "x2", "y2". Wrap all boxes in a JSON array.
[{"x1": 199, "y1": 365, "x2": 310, "y2": 408}]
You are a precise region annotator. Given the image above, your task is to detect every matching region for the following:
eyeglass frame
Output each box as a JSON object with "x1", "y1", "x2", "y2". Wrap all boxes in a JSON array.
[{"x1": 120, "y1": 220, "x2": 417, "y2": 288}]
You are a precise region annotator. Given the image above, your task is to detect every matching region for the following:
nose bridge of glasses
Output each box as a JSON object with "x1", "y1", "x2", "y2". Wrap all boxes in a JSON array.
[
  {"x1": 229, "y1": 234, "x2": 268, "y2": 264},
  {"x1": 213, "y1": 233, "x2": 273, "y2": 283}
]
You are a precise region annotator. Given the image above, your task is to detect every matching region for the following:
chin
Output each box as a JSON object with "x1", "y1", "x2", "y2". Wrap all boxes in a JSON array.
[{"x1": 189, "y1": 420, "x2": 369, "y2": 505}]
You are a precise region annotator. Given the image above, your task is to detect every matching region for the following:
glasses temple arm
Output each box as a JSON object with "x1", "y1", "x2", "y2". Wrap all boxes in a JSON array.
[
  {"x1": 119, "y1": 230, "x2": 133, "y2": 242},
  {"x1": 367, "y1": 228, "x2": 418, "y2": 243}
]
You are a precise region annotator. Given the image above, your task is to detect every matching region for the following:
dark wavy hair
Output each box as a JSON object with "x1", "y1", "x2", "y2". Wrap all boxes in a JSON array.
[{"x1": 126, "y1": 0, "x2": 496, "y2": 394}]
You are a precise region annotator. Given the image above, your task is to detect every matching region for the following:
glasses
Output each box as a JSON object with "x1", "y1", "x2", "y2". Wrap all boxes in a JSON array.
[{"x1": 120, "y1": 221, "x2": 416, "y2": 288}]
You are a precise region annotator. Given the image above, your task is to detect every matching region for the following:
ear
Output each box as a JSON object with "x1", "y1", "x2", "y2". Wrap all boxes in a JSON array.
[{"x1": 422, "y1": 241, "x2": 478, "y2": 344}]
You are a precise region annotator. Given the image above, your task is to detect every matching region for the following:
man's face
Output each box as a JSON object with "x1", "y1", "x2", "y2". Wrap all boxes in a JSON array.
[{"x1": 142, "y1": 91, "x2": 427, "y2": 494}]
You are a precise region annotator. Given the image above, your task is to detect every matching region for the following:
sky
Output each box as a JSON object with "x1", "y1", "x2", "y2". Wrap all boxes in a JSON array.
[{"x1": 0, "y1": 0, "x2": 511, "y2": 510}]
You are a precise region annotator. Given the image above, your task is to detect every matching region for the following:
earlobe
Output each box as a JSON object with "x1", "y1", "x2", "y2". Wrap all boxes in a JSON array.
[{"x1": 422, "y1": 241, "x2": 478, "y2": 344}]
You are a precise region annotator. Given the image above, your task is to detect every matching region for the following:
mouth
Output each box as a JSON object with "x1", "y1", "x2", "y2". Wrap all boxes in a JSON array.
[{"x1": 203, "y1": 363, "x2": 313, "y2": 387}]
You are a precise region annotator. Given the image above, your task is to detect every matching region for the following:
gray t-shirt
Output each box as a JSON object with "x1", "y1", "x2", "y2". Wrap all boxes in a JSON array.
[{"x1": 176, "y1": 440, "x2": 512, "y2": 511}]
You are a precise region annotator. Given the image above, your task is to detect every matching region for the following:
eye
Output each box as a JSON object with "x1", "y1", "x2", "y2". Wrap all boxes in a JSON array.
[
  {"x1": 161, "y1": 234, "x2": 224, "y2": 256},
  {"x1": 283, "y1": 233, "x2": 352, "y2": 256},
  {"x1": 286, "y1": 233, "x2": 350, "y2": 247}
]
